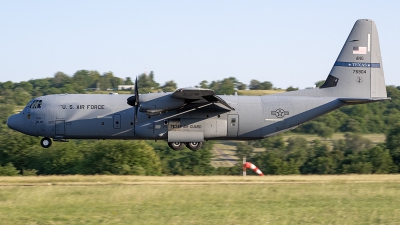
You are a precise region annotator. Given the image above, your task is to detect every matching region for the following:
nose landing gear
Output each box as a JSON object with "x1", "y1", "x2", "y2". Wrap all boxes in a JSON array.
[{"x1": 40, "y1": 137, "x2": 52, "y2": 148}]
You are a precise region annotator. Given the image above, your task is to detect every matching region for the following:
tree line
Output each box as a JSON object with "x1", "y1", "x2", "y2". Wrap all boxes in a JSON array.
[
  {"x1": 0, "y1": 129, "x2": 216, "y2": 176},
  {"x1": 3, "y1": 126, "x2": 400, "y2": 176},
  {"x1": 224, "y1": 131, "x2": 399, "y2": 175}
]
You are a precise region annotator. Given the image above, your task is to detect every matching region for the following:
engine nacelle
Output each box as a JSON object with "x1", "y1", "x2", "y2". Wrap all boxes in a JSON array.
[{"x1": 139, "y1": 93, "x2": 185, "y2": 115}]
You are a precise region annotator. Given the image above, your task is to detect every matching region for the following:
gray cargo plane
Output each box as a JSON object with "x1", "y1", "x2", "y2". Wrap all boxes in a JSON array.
[{"x1": 7, "y1": 19, "x2": 389, "y2": 151}]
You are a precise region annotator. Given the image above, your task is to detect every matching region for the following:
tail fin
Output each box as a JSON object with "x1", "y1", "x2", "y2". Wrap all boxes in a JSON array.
[{"x1": 320, "y1": 19, "x2": 387, "y2": 99}]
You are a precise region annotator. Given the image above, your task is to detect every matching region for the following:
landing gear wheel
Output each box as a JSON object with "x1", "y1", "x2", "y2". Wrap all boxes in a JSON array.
[
  {"x1": 168, "y1": 142, "x2": 185, "y2": 150},
  {"x1": 186, "y1": 142, "x2": 202, "y2": 151},
  {"x1": 40, "y1": 137, "x2": 52, "y2": 148}
]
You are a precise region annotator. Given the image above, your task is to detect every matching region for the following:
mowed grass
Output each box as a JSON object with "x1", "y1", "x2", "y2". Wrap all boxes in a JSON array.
[{"x1": 1, "y1": 175, "x2": 400, "y2": 224}]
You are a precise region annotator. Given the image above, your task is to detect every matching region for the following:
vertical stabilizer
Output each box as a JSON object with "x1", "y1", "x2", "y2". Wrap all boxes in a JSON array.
[{"x1": 320, "y1": 19, "x2": 387, "y2": 98}]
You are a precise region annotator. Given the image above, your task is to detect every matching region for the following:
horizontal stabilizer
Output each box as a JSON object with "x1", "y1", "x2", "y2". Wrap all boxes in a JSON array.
[{"x1": 339, "y1": 97, "x2": 390, "y2": 105}]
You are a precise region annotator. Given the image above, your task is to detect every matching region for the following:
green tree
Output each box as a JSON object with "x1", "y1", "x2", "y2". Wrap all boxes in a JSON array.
[
  {"x1": 0, "y1": 104, "x2": 13, "y2": 129},
  {"x1": 88, "y1": 70, "x2": 101, "y2": 89},
  {"x1": 286, "y1": 86, "x2": 298, "y2": 92},
  {"x1": 249, "y1": 80, "x2": 273, "y2": 90},
  {"x1": 150, "y1": 141, "x2": 215, "y2": 175},
  {"x1": 0, "y1": 130, "x2": 40, "y2": 172},
  {"x1": 12, "y1": 87, "x2": 32, "y2": 105},
  {"x1": 98, "y1": 74, "x2": 112, "y2": 91},
  {"x1": 161, "y1": 80, "x2": 177, "y2": 92},
  {"x1": 252, "y1": 134, "x2": 285, "y2": 150},
  {"x1": 217, "y1": 78, "x2": 235, "y2": 95},
  {"x1": 52, "y1": 72, "x2": 71, "y2": 88},
  {"x1": 0, "y1": 163, "x2": 20, "y2": 176},
  {"x1": 286, "y1": 137, "x2": 310, "y2": 168},
  {"x1": 199, "y1": 80, "x2": 209, "y2": 89},
  {"x1": 73, "y1": 70, "x2": 92, "y2": 89},
  {"x1": 137, "y1": 72, "x2": 160, "y2": 93},
  {"x1": 334, "y1": 133, "x2": 373, "y2": 155},
  {"x1": 125, "y1": 77, "x2": 134, "y2": 85},
  {"x1": 17, "y1": 81, "x2": 34, "y2": 93},
  {"x1": 367, "y1": 146, "x2": 396, "y2": 173},
  {"x1": 83, "y1": 141, "x2": 161, "y2": 175},
  {"x1": 342, "y1": 163, "x2": 373, "y2": 174},
  {"x1": 237, "y1": 82, "x2": 247, "y2": 90},
  {"x1": 249, "y1": 79, "x2": 261, "y2": 90},
  {"x1": 303, "y1": 156, "x2": 336, "y2": 174},
  {"x1": 31, "y1": 142, "x2": 84, "y2": 175},
  {"x1": 297, "y1": 121, "x2": 333, "y2": 138},
  {"x1": 385, "y1": 123, "x2": 400, "y2": 172},
  {"x1": 1, "y1": 81, "x2": 15, "y2": 90},
  {"x1": 260, "y1": 81, "x2": 273, "y2": 90},
  {"x1": 236, "y1": 142, "x2": 254, "y2": 160},
  {"x1": 251, "y1": 151, "x2": 299, "y2": 175}
]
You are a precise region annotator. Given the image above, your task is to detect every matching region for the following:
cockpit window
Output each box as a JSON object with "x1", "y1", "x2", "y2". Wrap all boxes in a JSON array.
[
  {"x1": 30, "y1": 100, "x2": 43, "y2": 109},
  {"x1": 25, "y1": 100, "x2": 34, "y2": 108},
  {"x1": 31, "y1": 101, "x2": 38, "y2": 108}
]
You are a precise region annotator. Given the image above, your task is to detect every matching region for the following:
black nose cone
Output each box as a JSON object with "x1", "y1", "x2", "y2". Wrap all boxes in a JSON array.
[{"x1": 127, "y1": 96, "x2": 136, "y2": 106}]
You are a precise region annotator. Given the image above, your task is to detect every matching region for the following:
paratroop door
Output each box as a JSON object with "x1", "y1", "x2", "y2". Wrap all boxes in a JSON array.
[
  {"x1": 227, "y1": 114, "x2": 238, "y2": 136},
  {"x1": 55, "y1": 120, "x2": 65, "y2": 135}
]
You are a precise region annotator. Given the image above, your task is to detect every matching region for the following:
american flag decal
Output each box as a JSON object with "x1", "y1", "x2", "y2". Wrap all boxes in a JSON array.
[{"x1": 353, "y1": 46, "x2": 367, "y2": 55}]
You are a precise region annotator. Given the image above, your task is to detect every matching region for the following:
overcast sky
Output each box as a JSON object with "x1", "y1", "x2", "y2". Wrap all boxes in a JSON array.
[{"x1": 1, "y1": 1, "x2": 399, "y2": 89}]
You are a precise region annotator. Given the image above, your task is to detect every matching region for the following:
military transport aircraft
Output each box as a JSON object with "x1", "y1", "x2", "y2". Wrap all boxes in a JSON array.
[{"x1": 7, "y1": 19, "x2": 389, "y2": 151}]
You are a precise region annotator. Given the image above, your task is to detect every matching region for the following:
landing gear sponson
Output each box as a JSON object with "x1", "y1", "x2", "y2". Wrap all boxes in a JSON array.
[{"x1": 168, "y1": 142, "x2": 202, "y2": 151}]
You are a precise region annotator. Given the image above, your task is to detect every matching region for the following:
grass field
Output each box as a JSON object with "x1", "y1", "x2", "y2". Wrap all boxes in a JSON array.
[{"x1": 1, "y1": 175, "x2": 400, "y2": 224}]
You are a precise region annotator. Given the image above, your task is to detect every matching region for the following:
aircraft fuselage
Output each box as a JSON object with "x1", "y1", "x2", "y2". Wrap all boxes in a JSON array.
[{"x1": 8, "y1": 93, "x2": 344, "y2": 143}]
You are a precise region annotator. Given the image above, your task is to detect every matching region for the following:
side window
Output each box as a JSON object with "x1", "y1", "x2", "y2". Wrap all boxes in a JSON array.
[
  {"x1": 37, "y1": 100, "x2": 42, "y2": 108},
  {"x1": 25, "y1": 100, "x2": 34, "y2": 108}
]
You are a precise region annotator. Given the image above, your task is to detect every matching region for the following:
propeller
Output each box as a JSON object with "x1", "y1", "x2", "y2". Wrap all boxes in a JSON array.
[{"x1": 127, "y1": 77, "x2": 139, "y2": 134}]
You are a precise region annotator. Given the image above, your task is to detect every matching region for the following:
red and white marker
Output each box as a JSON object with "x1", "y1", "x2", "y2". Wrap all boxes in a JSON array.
[{"x1": 244, "y1": 162, "x2": 264, "y2": 176}]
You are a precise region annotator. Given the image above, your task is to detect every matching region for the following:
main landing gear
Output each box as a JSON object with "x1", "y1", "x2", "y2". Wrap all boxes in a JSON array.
[
  {"x1": 168, "y1": 142, "x2": 185, "y2": 150},
  {"x1": 168, "y1": 142, "x2": 203, "y2": 151},
  {"x1": 40, "y1": 137, "x2": 52, "y2": 148}
]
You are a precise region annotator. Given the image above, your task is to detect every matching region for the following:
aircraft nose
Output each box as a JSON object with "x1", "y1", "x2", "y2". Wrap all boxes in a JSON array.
[{"x1": 7, "y1": 114, "x2": 24, "y2": 132}]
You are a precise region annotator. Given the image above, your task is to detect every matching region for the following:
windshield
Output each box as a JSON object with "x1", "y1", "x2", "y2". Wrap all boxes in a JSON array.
[{"x1": 25, "y1": 100, "x2": 34, "y2": 109}]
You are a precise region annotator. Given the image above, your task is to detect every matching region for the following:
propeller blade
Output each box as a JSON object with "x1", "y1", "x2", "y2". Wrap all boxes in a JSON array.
[
  {"x1": 134, "y1": 105, "x2": 137, "y2": 135},
  {"x1": 134, "y1": 77, "x2": 139, "y2": 123},
  {"x1": 127, "y1": 77, "x2": 140, "y2": 135},
  {"x1": 135, "y1": 103, "x2": 139, "y2": 123}
]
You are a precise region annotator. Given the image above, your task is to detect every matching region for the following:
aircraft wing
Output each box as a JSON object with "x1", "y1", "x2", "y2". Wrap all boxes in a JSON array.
[{"x1": 171, "y1": 88, "x2": 235, "y2": 110}]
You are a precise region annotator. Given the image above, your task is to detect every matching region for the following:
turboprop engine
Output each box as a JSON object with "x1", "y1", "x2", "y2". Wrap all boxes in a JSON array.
[{"x1": 128, "y1": 93, "x2": 185, "y2": 115}]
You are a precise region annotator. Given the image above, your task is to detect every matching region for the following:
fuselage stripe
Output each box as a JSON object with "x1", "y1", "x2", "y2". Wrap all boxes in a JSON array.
[{"x1": 334, "y1": 61, "x2": 380, "y2": 68}]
